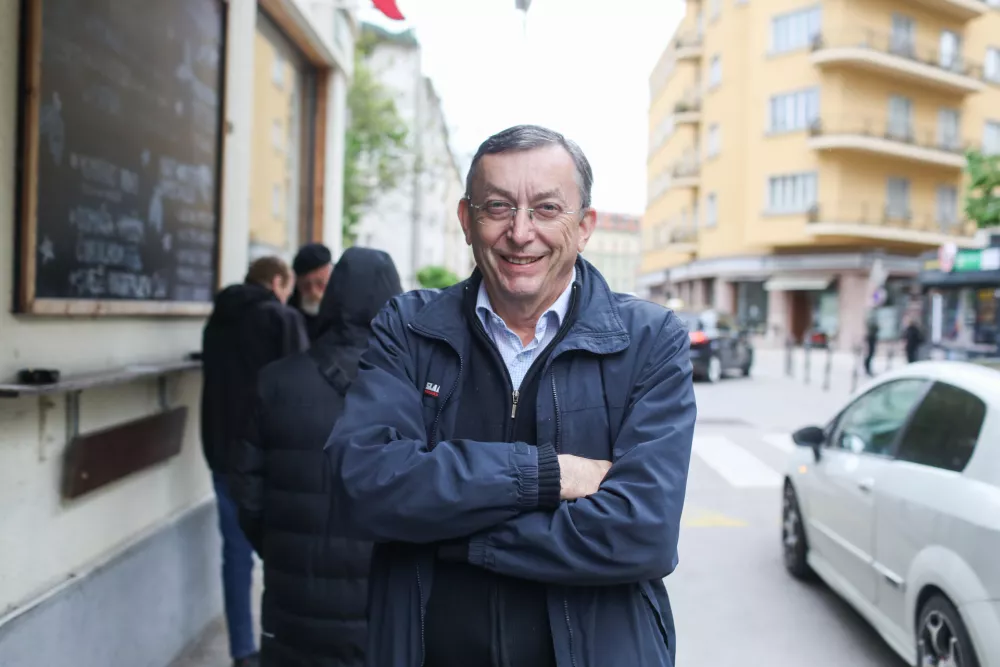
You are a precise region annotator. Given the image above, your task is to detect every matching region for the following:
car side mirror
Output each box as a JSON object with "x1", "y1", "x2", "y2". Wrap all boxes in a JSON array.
[{"x1": 792, "y1": 425, "x2": 825, "y2": 462}]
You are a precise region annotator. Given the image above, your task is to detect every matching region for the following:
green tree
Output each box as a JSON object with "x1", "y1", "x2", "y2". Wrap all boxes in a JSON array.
[
  {"x1": 342, "y1": 32, "x2": 409, "y2": 247},
  {"x1": 416, "y1": 265, "x2": 460, "y2": 289},
  {"x1": 965, "y1": 149, "x2": 1000, "y2": 229}
]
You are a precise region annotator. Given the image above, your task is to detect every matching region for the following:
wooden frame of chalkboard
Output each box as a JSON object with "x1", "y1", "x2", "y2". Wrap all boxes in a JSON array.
[{"x1": 14, "y1": 0, "x2": 229, "y2": 316}]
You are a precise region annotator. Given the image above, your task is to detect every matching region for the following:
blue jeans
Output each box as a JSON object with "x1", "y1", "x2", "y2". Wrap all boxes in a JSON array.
[{"x1": 212, "y1": 472, "x2": 257, "y2": 660}]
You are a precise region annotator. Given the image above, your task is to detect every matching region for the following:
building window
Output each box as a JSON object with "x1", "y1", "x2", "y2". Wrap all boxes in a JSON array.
[
  {"x1": 985, "y1": 120, "x2": 1000, "y2": 155},
  {"x1": 272, "y1": 50, "x2": 285, "y2": 87},
  {"x1": 891, "y1": 14, "x2": 915, "y2": 58},
  {"x1": 707, "y1": 124, "x2": 721, "y2": 157},
  {"x1": 708, "y1": 55, "x2": 722, "y2": 88},
  {"x1": 271, "y1": 184, "x2": 283, "y2": 218},
  {"x1": 710, "y1": 0, "x2": 721, "y2": 20},
  {"x1": 936, "y1": 185, "x2": 959, "y2": 229},
  {"x1": 769, "y1": 88, "x2": 819, "y2": 133},
  {"x1": 770, "y1": 6, "x2": 822, "y2": 54},
  {"x1": 767, "y1": 172, "x2": 817, "y2": 214},
  {"x1": 987, "y1": 48, "x2": 1000, "y2": 83},
  {"x1": 705, "y1": 193, "x2": 718, "y2": 227},
  {"x1": 888, "y1": 95, "x2": 913, "y2": 140},
  {"x1": 272, "y1": 118, "x2": 283, "y2": 151},
  {"x1": 886, "y1": 177, "x2": 911, "y2": 219},
  {"x1": 937, "y1": 108, "x2": 960, "y2": 150},
  {"x1": 939, "y1": 30, "x2": 961, "y2": 71}
]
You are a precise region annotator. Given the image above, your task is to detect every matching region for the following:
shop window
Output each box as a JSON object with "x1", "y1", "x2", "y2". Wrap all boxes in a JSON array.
[{"x1": 249, "y1": 13, "x2": 319, "y2": 261}]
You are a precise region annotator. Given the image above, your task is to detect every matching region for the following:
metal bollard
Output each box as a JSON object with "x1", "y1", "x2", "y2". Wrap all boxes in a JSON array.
[
  {"x1": 785, "y1": 338, "x2": 793, "y2": 377},
  {"x1": 886, "y1": 347, "x2": 894, "y2": 372},
  {"x1": 850, "y1": 344, "x2": 860, "y2": 393},
  {"x1": 803, "y1": 344, "x2": 811, "y2": 385},
  {"x1": 823, "y1": 345, "x2": 832, "y2": 391}
]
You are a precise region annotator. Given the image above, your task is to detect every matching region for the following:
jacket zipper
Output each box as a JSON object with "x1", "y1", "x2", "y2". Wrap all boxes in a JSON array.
[
  {"x1": 511, "y1": 390, "x2": 519, "y2": 419},
  {"x1": 416, "y1": 564, "x2": 426, "y2": 667},
  {"x1": 552, "y1": 371, "x2": 577, "y2": 667}
]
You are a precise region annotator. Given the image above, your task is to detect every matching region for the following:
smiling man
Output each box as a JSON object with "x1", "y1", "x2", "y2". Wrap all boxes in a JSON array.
[{"x1": 326, "y1": 125, "x2": 697, "y2": 667}]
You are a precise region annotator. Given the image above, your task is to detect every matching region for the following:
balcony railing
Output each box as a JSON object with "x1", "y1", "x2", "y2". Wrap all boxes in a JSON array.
[
  {"x1": 671, "y1": 158, "x2": 701, "y2": 179},
  {"x1": 675, "y1": 31, "x2": 703, "y2": 50},
  {"x1": 809, "y1": 117, "x2": 973, "y2": 154},
  {"x1": 810, "y1": 28, "x2": 992, "y2": 92},
  {"x1": 808, "y1": 116, "x2": 972, "y2": 168},
  {"x1": 668, "y1": 225, "x2": 699, "y2": 244},
  {"x1": 674, "y1": 89, "x2": 702, "y2": 114},
  {"x1": 806, "y1": 202, "x2": 977, "y2": 237}
]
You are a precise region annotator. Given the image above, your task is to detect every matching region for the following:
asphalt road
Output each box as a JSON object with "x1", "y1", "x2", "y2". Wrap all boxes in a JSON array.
[{"x1": 668, "y1": 373, "x2": 908, "y2": 667}]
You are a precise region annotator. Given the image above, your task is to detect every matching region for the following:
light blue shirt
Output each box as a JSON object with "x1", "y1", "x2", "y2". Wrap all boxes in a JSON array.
[{"x1": 475, "y1": 271, "x2": 576, "y2": 391}]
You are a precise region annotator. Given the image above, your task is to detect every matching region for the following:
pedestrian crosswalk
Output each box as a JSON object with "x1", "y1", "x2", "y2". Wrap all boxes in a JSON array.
[{"x1": 689, "y1": 430, "x2": 799, "y2": 490}]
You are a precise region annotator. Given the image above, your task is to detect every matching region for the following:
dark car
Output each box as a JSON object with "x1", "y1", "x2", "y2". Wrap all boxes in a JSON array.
[{"x1": 675, "y1": 309, "x2": 754, "y2": 382}]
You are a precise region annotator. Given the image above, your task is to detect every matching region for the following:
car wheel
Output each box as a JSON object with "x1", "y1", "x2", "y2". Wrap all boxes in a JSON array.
[
  {"x1": 917, "y1": 594, "x2": 981, "y2": 667},
  {"x1": 782, "y1": 483, "x2": 812, "y2": 580},
  {"x1": 706, "y1": 356, "x2": 722, "y2": 383}
]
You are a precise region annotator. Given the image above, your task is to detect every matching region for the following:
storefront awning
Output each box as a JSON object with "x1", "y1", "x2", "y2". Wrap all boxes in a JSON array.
[{"x1": 763, "y1": 275, "x2": 833, "y2": 292}]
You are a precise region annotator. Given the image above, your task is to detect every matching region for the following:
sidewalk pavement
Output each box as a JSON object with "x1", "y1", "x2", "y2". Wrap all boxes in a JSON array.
[{"x1": 168, "y1": 568, "x2": 262, "y2": 667}]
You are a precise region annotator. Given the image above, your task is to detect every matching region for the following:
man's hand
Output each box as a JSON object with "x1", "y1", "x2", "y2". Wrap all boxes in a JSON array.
[{"x1": 557, "y1": 454, "x2": 612, "y2": 500}]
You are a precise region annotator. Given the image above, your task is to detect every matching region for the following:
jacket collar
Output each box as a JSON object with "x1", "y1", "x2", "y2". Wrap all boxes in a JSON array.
[{"x1": 410, "y1": 257, "x2": 629, "y2": 357}]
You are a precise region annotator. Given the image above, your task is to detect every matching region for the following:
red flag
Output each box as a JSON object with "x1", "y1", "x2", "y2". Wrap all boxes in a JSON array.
[{"x1": 372, "y1": 0, "x2": 405, "y2": 20}]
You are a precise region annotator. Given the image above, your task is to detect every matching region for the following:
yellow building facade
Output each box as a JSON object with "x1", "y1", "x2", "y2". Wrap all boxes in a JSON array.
[{"x1": 642, "y1": 0, "x2": 1000, "y2": 348}]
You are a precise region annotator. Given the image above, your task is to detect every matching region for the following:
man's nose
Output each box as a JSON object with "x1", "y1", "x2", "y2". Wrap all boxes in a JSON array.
[{"x1": 508, "y1": 209, "x2": 535, "y2": 245}]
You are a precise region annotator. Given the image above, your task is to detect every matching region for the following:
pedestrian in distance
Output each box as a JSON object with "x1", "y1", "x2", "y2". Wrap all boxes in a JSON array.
[
  {"x1": 290, "y1": 242, "x2": 334, "y2": 341},
  {"x1": 903, "y1": 317, "x2": 924, "y2": 364},
  {"x1": 231, "y1": 247, "x2": 403, "y2": 667},
  {"x1": 326, "y1": 124, "x2": 697, "y2": 667},
  {"x1": 200, "y1": 255, "x2": 309, "y2": 667}
]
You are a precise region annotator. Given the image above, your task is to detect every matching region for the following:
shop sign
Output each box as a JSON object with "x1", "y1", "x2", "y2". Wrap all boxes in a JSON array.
[{"x1": 953, "y1": 247, "x2": 1000, "y2": 273}]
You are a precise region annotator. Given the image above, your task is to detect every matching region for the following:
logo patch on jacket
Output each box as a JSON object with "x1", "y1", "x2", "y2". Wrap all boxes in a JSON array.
[{"x1": 424, "y1": 382, "x2": 441, "y2": 397}]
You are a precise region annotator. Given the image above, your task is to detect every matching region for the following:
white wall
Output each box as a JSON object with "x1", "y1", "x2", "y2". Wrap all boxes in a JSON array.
[{"x1": 0, "y1": 0, "x2": 349, "y2": 618}]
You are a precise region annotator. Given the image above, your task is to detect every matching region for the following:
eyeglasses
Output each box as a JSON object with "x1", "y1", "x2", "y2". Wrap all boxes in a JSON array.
[{"x1": 467, "y1": 199, "x2": 584, "y2": 225}]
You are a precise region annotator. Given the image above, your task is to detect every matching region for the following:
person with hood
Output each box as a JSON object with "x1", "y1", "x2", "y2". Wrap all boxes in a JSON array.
[
  {"x1": 201, "y1": 255, "x2": 309, "y2": 667},
  {"x1": 230, "y1": 247, "x2": 403, "y2": 667},
  {"x1": 290, "y1": 242, "x2": 334, "y2": 341}
]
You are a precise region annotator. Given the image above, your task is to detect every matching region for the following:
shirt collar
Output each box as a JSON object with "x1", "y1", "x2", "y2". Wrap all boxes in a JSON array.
[{"x1": 476, "y1": 268, "x2": 577, "y2": 333}]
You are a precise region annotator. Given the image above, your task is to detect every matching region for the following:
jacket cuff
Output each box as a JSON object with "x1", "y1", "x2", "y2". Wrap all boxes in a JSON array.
[{"x1": 535, "y1": 443, "x2": 561, "y2": 510}]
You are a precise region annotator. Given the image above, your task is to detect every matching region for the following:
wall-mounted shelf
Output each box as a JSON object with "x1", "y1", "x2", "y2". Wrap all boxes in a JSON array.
[{"x1": 0, "y1": 359, "x2": 201, "y2": 398}]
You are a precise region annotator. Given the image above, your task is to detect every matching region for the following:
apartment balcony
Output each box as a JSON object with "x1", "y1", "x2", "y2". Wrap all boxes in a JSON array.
[
  {"x1": 806, "y1": 202, "x2": 980, "y2": 249},
  {"x1": 674, "y1": 31, "x2": 703, "y2": 61},
  {"x1": 808, "y1": 117, "x2": 970, "y2": 169},
  {"x1": 673, "y1": 91, "x2": 702, "y2": 125},
  {"x1": 810, "y1": 28, "x2": 989, "y2": 95},
  {"x1": 668, "y1": 158, "x2": 701, "y2": 189},
  {"x1": 912, "y1": 0, "x2": 989, "y2": 21}
]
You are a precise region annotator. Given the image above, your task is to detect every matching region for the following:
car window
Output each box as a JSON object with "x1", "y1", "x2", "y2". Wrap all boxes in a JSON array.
[
  {"x1": 829, "y1": 379, "x2": 929, "y2": 456},
  {"x1": 716, "y1": 313, "x2": 735, "y2": 332},
  {"x1": 895, "y1": 382, "x2": 986, "y2": 473}
]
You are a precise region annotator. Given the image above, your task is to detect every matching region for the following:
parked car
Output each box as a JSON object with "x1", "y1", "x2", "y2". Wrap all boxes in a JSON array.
[
  {"x1": 782, "y1": 361, "x2": 1000, "y2": 667},
  {"x1": 674, "y1": 308, "x2": 753, "y2": 382}
]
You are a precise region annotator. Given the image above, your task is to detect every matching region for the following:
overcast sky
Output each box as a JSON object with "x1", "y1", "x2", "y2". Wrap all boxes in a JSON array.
[{"x1": 359, "y1": 0, "x2": 684, "y2": 216}]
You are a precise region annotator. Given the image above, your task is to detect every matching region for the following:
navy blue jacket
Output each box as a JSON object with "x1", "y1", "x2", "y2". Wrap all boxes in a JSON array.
[{"x1": 326, "y1": 258, "x2": 696, "y2": 667}]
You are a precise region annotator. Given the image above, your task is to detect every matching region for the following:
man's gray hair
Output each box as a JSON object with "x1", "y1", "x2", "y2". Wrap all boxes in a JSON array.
[{"x1": 464, "y1": 125, "x2": 594, "y2": 208}]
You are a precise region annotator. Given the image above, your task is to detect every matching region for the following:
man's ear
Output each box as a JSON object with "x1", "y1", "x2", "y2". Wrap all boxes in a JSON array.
[
  {"x1": 576, "y1": 209, "x2": 598, "y2": 253},
  {"x1": 458, "y1": 198, "x2": 473, "y2": 246}
]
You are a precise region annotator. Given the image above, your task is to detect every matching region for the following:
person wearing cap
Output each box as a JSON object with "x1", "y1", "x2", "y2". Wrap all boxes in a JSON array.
[{"x1": 291, "y1": 243, "x2": 334, "y2": 341}]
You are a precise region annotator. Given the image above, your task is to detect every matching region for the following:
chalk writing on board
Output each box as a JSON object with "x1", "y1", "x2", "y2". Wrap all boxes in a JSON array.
[
  {"x1": 39, "y1": 236, "x2": 56, "y2": 265},
  {"x1": 39, "y1": 92, "x2": 65, "y2": 166},
  {"x1": 29, "y1": 0, "x2": 224, "y2": 306}
]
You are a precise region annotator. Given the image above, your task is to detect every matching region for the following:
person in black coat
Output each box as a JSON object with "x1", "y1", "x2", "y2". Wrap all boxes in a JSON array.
[
  {"x1": 230, "y1": 247, "x2": 403, "y2": 667},
  {"x1": 201, "y1": 255, "x2": 309, "y2": 667}
]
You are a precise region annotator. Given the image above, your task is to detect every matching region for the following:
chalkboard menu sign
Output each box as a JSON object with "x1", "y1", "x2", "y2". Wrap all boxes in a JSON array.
[{"x1": 16, "y1": 0, "x2": 227, "y2": 315}]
